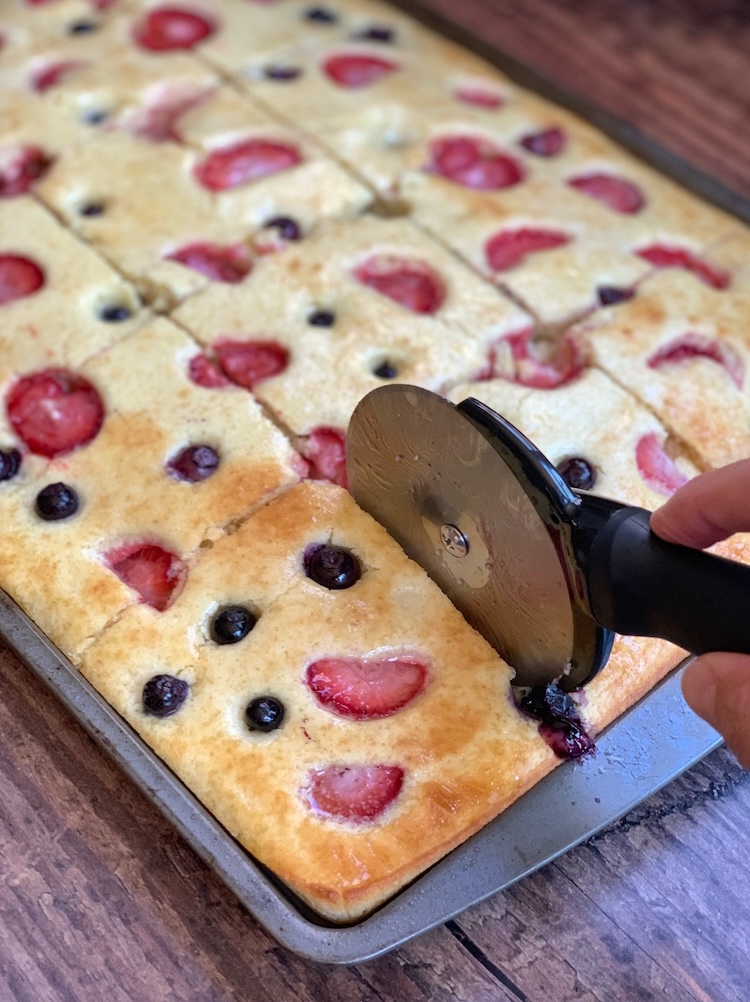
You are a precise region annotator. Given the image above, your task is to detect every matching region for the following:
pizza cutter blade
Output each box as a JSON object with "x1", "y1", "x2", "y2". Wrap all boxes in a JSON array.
[{"x1": 347, "y1": 384, "x2": 750, "y2": 691}]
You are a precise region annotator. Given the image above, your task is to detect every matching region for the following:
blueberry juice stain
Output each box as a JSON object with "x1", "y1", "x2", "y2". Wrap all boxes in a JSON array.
[{"x1": 516, "y1": 681, "x2": 595, "y2": 759}]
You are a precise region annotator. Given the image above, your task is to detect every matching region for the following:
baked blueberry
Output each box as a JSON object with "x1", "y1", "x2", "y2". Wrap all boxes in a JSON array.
[
  {"x1": 82, "y1": 110, "x2": 108, "y2": 125},
  {"x1": 167, "y1": 444, "x2": 219, "y2": 482},
  {"x1": 210, "y1": 605, "x2": 256, "y2": 644},
  {"x1": 308, "y1": 309, "x2": 335, "y2": 327},
  {"x1": 304, "y1": 544, "x2": 361, "y2": 589},
  {"x1": 245, "y1": 695, "x2": 284, "y2": 732},
  {"x1": 597, "y1": 285, "x2": 634, "y2": 306},
  {"x1": 556, "y1": 457, "x2": 596, "y2": 491},
  {"x1": 518, "y1": 682, "x2": 594, "y2": 759},
  {"x1": 373, "y1": 361, "x2": 397, "y2": 379},
  {"x1": 354, "y1": 25, "x2": 395, "y2": 42},
  {"x1": 99, "y1": 304, "x2": 132, "y2": 322},
  {"x1": 80, "y1": 201, "x2": 105, "y2": 216},
  {"x1": 264, "y1": 65, "x2": 301, "y2": 81},
  {"x1": 69, "y1": 19, "x2": 98, "y2": 33},
  {"x1": 35, "y1": 482, "x2": 79, "y2": 521},
  {"x1": 262, "y1": 216, "x2": 300, "y2": 241},
  {"x1": 304, "y1": 6, "x2": 338, "y2": 22},
  {"x1": 143, "y1": 674, "x2": 189, "y2": 717},
  {"x1": 0, "y1": 448, "x2": 21, "y2": 482}
]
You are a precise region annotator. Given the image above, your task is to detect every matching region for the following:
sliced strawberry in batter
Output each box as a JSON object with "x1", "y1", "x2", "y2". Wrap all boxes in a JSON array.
[
  {"x1": 635, "y1": 433, "x2": 689, "y2": 496},
  {"x1": 304, "y1": 427, "x2": 347, "y2": 488},
  {"x1": 354, "y1": 255, "x2": 445, "y2": 314},
  {"x1": 0, "y1": 254, "x2": 45, "y2": 304},
  {"x1": 568, "y1": 173, "x2": 644, "y2": 213},
  {"x1": 194, "y1": 139, "x2": 302, "y2": 190},
  {"x1": 213, "y1": 339, "x2": 288, "y2": 389},
  {"x1": 165, "y1": 242, "x2": 253, "y2": 283},
  {"x1": 30, "y1": 60, "x2": 86, "y2": 92},
  {"x1": 104, "y1": 542, "x2": 185, "y2": 611},
  {"x1": 635, "y1": 244, "x2": 730, "y2": 290},
  {"x1": 488, "y1": 328, "x2": 587, "y2": 389},
  {"x1": 125, "y1": 84, "x2": 213, "y2": 143},
  {"x1": 322, "y1": 53, "x2": 398, "y2": 87},
  {"x1": 6, "y1": 368, "x2": 104, "y2": 457},
  {"x1": 519, "y1": 127, "x2": 565, "y2": 157},
  {"x1": 306, "y1": 655, "x2": 427, "y2": 719},
  {"x1": 453, "y1": 86, "x2": 504, "y2": 109},
  {"x1": 647, "y1": 333, "x2": 744, "y2": 389},
  {"x1": 0, "y1": 146, "x2": 53, "y2": 197},
  {"x1": 428, "y1": 136, "x2": 524, "y2": 191},
  {"x1": 132, "y1": 6, "x2": 216, "y2": 51},
  {"x1": 188, "y1": 353, "x2": 232, "y2": 388},
  {"x1": 484, "y1": 227, "x2": 570, "y2": 271},
  {"x1": 305, "y1": 764, "x2": 404, "y2": 822}
]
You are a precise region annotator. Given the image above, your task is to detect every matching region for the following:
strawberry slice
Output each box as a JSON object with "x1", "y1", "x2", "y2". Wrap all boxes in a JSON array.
[
  {"x1": 635, "y1": 433, "x2": 689, "y2": 496},
  {"x1": 194, "y1": 139, "x2": 302, "y2": 191},
  {"x1": 188, "y1": 353, "x2": 232, "y2": 388},
  {"x1": 104, "y1": 543, "x2": 185, "y2": 611},
  {"x1": 484, "y1": 227, "x2": 570, "y2": 271},
  {"x1": 306, "y1": 655, "x2": 427, "y2": 719},
  {"x1": 519, "y1": 127, "x2": 566, "y2": 157},
  {"x1": 6, "y1": 368, "x2": 104, "y2": 457},
  {"x1": 30, "y1": 60, "x2": 86, "y2": 93},
  {"x1": 124, "y1": 84, "x2": 213, "y2": 143},
  {"x1": 213, "y1": 339, "x2": 288, "y2": 389},
  {"x1": 132, "y1": 6, "x2": 216, "y2": 51},
  {"x1": 322, "y1": 53, "x2": 398, "y2": 87},
  {"x1": 305, "y1": 764, "x2": 404, "y2": 822},
  {"x1": 165, "y1": 242, "x2": 253, "y2": 283},
  {"x1": 0, "y1": 146, "x2": 53, "y2": 198},
  {"x1": 568, "y1": 173, "x2": 644, "y2": 213},
  {"x1": 427, "y1": 136, "x2": 524, "y2": 191},
  {"x1": 635, "y1": 244, "x2": 730, "y2": 290},
  {"x1": 304, "y1": 427, "x2": 347, "y2": 488},
  {"x1": 453, "y1": 86, "x2": 504, "y2": 109},
  {"x1": 487, "y1": 328, "x2": 587, "y2": 389},
  {"x1": 0, "y1": 255, "x2": 45, "y2": 304},
  {"x1": 647, "y1": 333, "x2": 744, "y2": 389},
  {"x1": 354, "y1": 255, "x2": 445, "y2": 314}
]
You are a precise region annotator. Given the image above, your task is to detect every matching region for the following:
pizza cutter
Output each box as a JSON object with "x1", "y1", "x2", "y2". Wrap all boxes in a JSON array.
[{"x1": 347, "y1": 384, "x2": 750, "y2": 691}]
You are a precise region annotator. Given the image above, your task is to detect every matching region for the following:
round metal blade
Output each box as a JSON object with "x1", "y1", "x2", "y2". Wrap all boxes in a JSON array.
[{"x1": 347, "y1": 385, "x2": 582, "y2": 688}]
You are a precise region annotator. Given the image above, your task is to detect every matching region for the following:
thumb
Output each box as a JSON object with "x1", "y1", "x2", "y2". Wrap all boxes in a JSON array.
[{"x1": 682, "y1": 652, "x2": 750, "y2": 769}]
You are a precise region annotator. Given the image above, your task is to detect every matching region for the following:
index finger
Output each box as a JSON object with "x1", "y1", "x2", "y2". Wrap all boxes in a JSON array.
[{"x1": 650, "y1": 459, "x2": 750, "y2": 549}]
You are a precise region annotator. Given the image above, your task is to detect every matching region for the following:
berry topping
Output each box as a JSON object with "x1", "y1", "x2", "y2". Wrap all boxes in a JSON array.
[
  {"x1": 105, "y1": 543, "x2": 185, "y2": 611},
  {"x1": 556, "y1": 457, "x2": 596, "y2": 491},
  {"x1": 194, "y1": 139, "x2": 302, "y2": 191},
  {"x1": 484, "y1": 228, "x2": 570, "y2": 272},
  {"x1": 0, "y1": 448, "x2": 21, "y2": 482},
  {"x1": 306, "y1": 655, "x2": 426, "y2": 719},
  {"x1": 308, "y1": 309, "x2": 336, "y2": 327},
  {"x1": 210, "y1": 605, "x2": 255, "y2": 644},
  {"x1": 166, "y1": 443, "x2": 219, "y2": 482},
  {"x1": 264, "y1": 65, "x2": 301, "y2": 81},
  {"x1": 647, "y1": 333, "x2": 743, "y2": 389},
  {"x1": 69, "y1": 19, "x2": 97, "y2": 33},
  {"x1": 373, "y1": 361, "x2": 397, "y2": 379},
  {"x1": 99, "y1": 304, "x2": 132, "y2": 322},
  {"x1": 322, "y1": 53, "x2": 398, "y2": 88},
  {"x1": 132, "y1": 6, "x2": 216, "y2": 51},
  {"x1": 6, "y1": 369, "x2": 104, "y2": 458},
  {"x1": 304, "y1": 6, "x2": 338, "y2": 21},
  {"x1": 304, "y1": 427, "x2": 347, "y2": 488},
  {"x1": 35, "y1": 482, "x2": 79, "y2": 521},
  {"x1": 635, "y1": 245, "x2": 730, "y2": 290},
  {"x1": 0, "y1": 146, "x2": 53, "y2": 198},
  {"x1": 0, "y1": 254, "x2": 44, "y2": 304},
  {"x1": 635, "y1": 434, "x2": 689, "y2": 497},
  {"x1": 487, "y1": 328, "x2": 587, "y2": 389},
  {"x1": 568, "y1": 174, "x2": 644, "y2": 213},
  {"x1": 212, "y1": 339, "x2": 289, "y2": 390},
  {"x1": 518, "y1": 682, "x2": 594, "y2": 759},
  {"x1": 354, "y1": 25, "x2": 395, "y2": 42},
  {"x1": 80, "y1": 201, "x2": 105, "y2": 216},
  {"x1": 245, "y1": 696, "x2": 284, "y2": 732},
  {"x1": 165, "y1": 242, "x2": 252, "y2": 283},
  {"x1": 262, "y1": 216, "x2": 300, "y2": 241},
  {"x1": 142, "y1": 674, "x2": 189, "y2": 717},
  {"x1": 30, "y1": 60, "x2": 86, "y2": 93},
  {"x1": 306, "y1": 764, "x2": 404, "y2": 822},
  {"x1": 453, "y1": 86, "x2": 504, "y2": 109},
  {"x1": 83, "y1": 110, "x2": 108, "y2": 125},
  {"x1": 188, "y1": 354, "x2": 232, "y2": 388},
  {"x1": 427, "y1": 136, "x2": 525, "y2": 191},
  {"x1": 597, "y1": 285, "x2": 634, "y2": 306},
  {"x1": 520, "y1": 127, "x2": 566, "y2": 156},
  {"x1": 125, "y1": 85, "x2": 211, "y2": 143},
  {"x1": 354, "y1": 255, "x2": 445, "y2": 314},
  {"x1": 304, "y1": 543, "x2": 361, "y2": 589}
]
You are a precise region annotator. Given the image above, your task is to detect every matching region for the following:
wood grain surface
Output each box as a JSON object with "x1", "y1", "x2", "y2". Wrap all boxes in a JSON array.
[{"x1": 2, "y1": 1, "x2": 750, "y2": 1000}]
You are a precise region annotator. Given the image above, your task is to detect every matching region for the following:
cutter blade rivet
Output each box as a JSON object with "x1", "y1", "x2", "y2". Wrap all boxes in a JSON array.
[{"x1": 440, "y1": 523, "x2": 469, "y2": 557}]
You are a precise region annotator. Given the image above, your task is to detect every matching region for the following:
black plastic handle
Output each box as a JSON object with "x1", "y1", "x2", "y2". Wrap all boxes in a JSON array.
[{"x1": 575, "y1": 497, "x2": 750, "y2": 656}]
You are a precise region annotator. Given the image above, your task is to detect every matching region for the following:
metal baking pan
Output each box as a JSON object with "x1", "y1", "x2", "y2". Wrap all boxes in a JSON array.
[{"x1": 1, "y1": 589, "x2": 721, "y2": 964}]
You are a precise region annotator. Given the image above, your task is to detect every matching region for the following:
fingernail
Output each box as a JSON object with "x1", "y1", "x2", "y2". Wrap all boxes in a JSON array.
[{"x1": 681, "y1": 660, "x2": 718, "y2": 724}]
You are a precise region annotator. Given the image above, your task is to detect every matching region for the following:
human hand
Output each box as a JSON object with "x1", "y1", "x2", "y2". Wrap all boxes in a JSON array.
[{"x1": 650, "y1": 460, "x2": 750, "y2": 768}]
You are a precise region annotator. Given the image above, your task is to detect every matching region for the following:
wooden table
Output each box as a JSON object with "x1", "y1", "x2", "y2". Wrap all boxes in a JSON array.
[{"x1": 3, "y1": 1, "x2": 750, "y2": 999}]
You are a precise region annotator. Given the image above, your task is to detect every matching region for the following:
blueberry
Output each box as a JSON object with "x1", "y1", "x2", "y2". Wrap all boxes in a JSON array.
[
  {"x1": 373, "y1": 361, "x2": 397, "y2": 379},
  {"x1": 210, "y1": 605, "x2": 256, "y2": 644},
  {"x1": 556, "y1": 457, "x2": 596, "y2": 491},
  {"x1": 597, "y1": 285, "x2": 634, "y2": 306},
  {"x1": 354, "y1": 25, "x2": 395, "y2": 42},
  {"x1": 262, "y1": 216, "x2": 301, "y2": 241},
  {"x1": 245, "y1": 695, "x2": 284, "y2": 732},
  {"x1": 0, "y1": 448, "x2": 22, "y2": 482},
  {"x1": 304, "y1": 6, "x2": 338, "y2": 22},
  {"x1": 518, "y1": 682, "x2": 594, "y2": 759},
  {"x1": 167, "y1": 444, "x2": 219, "y2": 483},
  {"x1": 143, "y1": 674, "x2": 189, "y2": 717},
  {"x1": 83, "y1": 110, "x2": 108, "y2": 125},
  {"x1": 99, "y1": 304, "x2": 132, "y2": 322},
  {"x1": 264, "y1": 65, "x2": 301, "y2": 81},
  {"x1": 308, "y1": 309, "x2": 335, "y2": 327},
  {"x1": 69, "y1": 19, "x2": 98, "y2": 33},
  {"x1": 80, "y1": 201, "x2": 105, "y2": 216},
  {"x1": 304, "y1": 544, "x2": 361, "y2": 589},
  {"x1": 35, "y1": 482, "x2": 79, "y2": 521}
]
